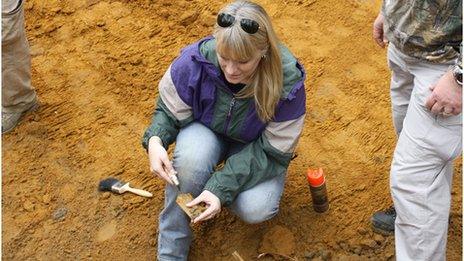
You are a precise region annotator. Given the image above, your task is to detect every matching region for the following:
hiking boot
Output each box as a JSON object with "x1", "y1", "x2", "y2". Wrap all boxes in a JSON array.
[
  {"x1": 2, "y1": 101, "x2": 39, "y2": 134},
  {"x1": 371, "y1": 205, "x2": 396, "y2": 235}
]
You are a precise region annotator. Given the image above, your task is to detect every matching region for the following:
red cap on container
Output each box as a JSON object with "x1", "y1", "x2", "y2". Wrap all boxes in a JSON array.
[{"x1": 306, "y1": 168, "x2": 325, "y2": 187}]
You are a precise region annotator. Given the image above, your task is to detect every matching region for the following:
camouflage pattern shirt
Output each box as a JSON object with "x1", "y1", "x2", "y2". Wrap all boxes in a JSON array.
[{"x1": 382, "y1": 0, "x2": 462, "y2": 64}]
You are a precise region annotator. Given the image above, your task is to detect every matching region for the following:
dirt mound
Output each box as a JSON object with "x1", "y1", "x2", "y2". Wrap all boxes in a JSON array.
[
  {"x1": 2, "y1": 0, "x2": 461, "y2": 260},
  {"x1": 259, "y1": 225, "x2": 296, "y2": 256}
]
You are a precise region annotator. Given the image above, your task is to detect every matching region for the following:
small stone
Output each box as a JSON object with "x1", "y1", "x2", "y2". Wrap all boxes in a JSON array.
[
  {"x1": 384, "y1": 251, "x2": 395, "y2": 260},
  {"x1": 129, "y1": 197, "x2": 144, "y2": 204},
  {"x1": 44, "y1": 23, "x2": 60, "y2": 33},
  {"x1": 149, "y1": 27, "x2": 162, "y2": 38},
  {"x1": 62, "y1": 7, "x2": 75, "y2": 14},
  {"x1": 101, "y1": 192, "x2": 111, "y2": 199},
  {"x1": 96, "y1": 20, "x2": 106, "y2": 27},
  {"x1": 357, "y1": 227, "x2": 368, "y2": 235},
  {"x1": 51, "y1": 7, "x2": 61, "y2": 13},
  {"x1": 304, "y1": 251, "x2": 317, "y2": 259},
  {"x1": 338, "y1": 242, "x2": 348, "y2": 251},
  {"x1": 129, "y1": 58, "x2": 142, "y2": 66},
  {"x1": 320, "y1": 250, "x2": 331, "y2": 260},
  {"x1": 52, "y1": 207, "x2": 68, "y2": 221},
  {"x1": 23, "y1": 200, "x2": 35, "y2": 212},
  {"x1": 374, "y1": 234, "x2": 384, "y2": 244},
  {"x1": 24, "y1": 2, "x2": 34, "y2": 10},
  {"x1": 42, "y1": 194, "x2": 51, "y2": 204},
  {"x1": 360, "y1": 239, "x2": 378, "y2": 250},
  {"x1": 159, "y1": 10, "x2": 170, "y2": 19},
  {"x1": 113, "y1": 208, "x2": 124, "y2": 218},
  {"x1": 179, "y1": 10, "x2": 199, "y2": 26},
  {"x1": 30, "y1": 46, "x2": 45, "y2": 57}
]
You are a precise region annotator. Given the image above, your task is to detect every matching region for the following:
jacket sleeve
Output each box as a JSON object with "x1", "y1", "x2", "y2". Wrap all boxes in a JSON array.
[
  {"x1": 203, "y1": 83, "x2": 306, "y2": 206},
  {"x1": 456, "y1": 42, "x2": 462, "y2": 69},
  {"x1": 142, "y1": 65, "x2": 194, "y2": 150}
]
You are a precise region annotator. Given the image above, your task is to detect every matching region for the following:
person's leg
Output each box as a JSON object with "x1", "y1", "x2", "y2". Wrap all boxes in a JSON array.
[
  {"x1": 371, "y1": 44, "x2": 415, "y2": 234},
  {"x1": 388, "y1": 44, "x2": 414, "y2": 136},
  {"x1": 157, "y1": 122, "x2": 227, "y2": 261},
  {"x1": 390, "y1": 50, "x2": 461, "y2": 260},
  {"x1": 227, "y1": 141, "x2": 286, "y2": 224},
  {"x1": 229, "y1": 173, "x2": 285, "y2": 224},
  {"x1": 2, "y1": 0, "x2": 38, "y2": 133}
]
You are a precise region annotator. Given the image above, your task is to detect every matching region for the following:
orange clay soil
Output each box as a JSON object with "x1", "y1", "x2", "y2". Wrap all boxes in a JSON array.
[{"x1": 2, "y1": 0, "x2": 461, "y2": 260}]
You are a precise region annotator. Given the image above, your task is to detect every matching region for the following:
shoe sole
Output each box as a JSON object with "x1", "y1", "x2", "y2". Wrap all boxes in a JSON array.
[
  {"x1": 371, "y1": 224, "x2": 394, "y2": 236},
  {"x1": 2, "y1": 102, "x2": 39, "y2": 134}
]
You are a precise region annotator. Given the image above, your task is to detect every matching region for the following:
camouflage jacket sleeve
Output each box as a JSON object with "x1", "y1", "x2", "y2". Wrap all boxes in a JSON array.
[
  {"x1": 382, "y1": 0, "x2": 462, "y2": 63},
  {"x1": 456, "y1": 42, "x2": 462, "y2": 69}
]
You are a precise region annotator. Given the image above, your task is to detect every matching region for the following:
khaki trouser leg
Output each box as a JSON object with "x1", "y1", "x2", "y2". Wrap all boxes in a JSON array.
[
  {"x1": 388, "y1": 45, "x2": 414, "y2": 136},
  {"x1": 389, "y1": 45, "x2": 462, "y2": 261},
  {"x1": 2, "y1": 0, "x2": 36, "y2": 113}
]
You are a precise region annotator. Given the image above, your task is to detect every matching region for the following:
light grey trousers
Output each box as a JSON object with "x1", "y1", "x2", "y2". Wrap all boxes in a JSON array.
[
  {"x1": 2, "y1": 0, "x2": 37, "y2": 113},
  {"x1": 388, "y1": 44, "x2": 462, "y2": 261}
]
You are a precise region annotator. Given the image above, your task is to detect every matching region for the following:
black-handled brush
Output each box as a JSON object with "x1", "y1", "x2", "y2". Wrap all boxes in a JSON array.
[{"x1": 98, "y1": 178, "x2": 152, "y2": 197}]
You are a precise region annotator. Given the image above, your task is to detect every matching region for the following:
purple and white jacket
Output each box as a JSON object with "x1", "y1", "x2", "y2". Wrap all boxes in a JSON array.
[{"x1": 143, "y1": 36, "x2": 306, "y2": 205}]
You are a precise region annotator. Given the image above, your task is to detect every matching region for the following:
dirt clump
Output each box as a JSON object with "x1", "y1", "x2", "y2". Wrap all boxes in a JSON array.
[{"x1": 259, "y1": 225, "x2": 295, "y2": 256}]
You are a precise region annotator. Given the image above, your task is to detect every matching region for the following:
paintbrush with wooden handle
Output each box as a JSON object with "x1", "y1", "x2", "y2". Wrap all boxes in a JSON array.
[{"x1": 98, "y1": 177, "x2": 152, "y2": 197}]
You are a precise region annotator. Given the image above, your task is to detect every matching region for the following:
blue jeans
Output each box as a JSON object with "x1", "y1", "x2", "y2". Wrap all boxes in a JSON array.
[{"x1": 157, "y1": 122, "x2": 286, "y2": 260}]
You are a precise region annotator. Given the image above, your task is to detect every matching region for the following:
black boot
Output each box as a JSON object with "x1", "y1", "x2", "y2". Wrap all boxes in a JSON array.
[{"x1": 371, "y1": 205, "x2": 396, "y2": 235}]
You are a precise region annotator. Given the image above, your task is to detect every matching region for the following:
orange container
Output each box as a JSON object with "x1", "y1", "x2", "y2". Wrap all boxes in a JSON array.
[
  {"x1": 306, "y1": 168, "x2": 329, "y2": 213},
  {"x1": 307, "y1": 168, "x2": 325, "y2": 187}
]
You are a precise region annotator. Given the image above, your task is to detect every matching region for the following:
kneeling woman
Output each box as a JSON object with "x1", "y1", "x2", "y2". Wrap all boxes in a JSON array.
[{"x1": 142, "y1": 0, "x2": 306, "y2": 258}]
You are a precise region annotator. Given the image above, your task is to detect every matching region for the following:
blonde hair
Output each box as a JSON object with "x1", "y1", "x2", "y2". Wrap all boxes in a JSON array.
[{"x1": 214, "y1": 1, "x2": 282, "y2": 122}]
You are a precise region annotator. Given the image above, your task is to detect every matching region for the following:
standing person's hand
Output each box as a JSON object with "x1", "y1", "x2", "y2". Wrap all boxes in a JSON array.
[
  {"x1": 148, "y1": 136, "x2": 174, "y2": 185},
  {"x1": 187, "y1": 190, "x2": 221, "y2": 223},
  {"x1": 373, "y1": 13, "x2": 388, "y2": 48},
  {"x1": 425, "y1": 70, "x2": 462, "y2": 116}
]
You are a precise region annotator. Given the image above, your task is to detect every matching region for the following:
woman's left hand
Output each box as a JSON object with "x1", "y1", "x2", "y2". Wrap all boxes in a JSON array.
[{"x1": 186, "y1": 190, "x2": 221, "y2": 223}]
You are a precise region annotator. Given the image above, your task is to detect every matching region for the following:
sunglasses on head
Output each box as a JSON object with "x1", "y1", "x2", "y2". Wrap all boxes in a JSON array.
[{"x1": 217, "y1": 13, "x2": 260, "y2": 34}]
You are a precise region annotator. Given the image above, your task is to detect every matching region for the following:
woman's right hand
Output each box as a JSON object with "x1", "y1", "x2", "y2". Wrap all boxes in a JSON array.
[{"x1": 148, "y1": 136, "x2": 174, "y2": 185}]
